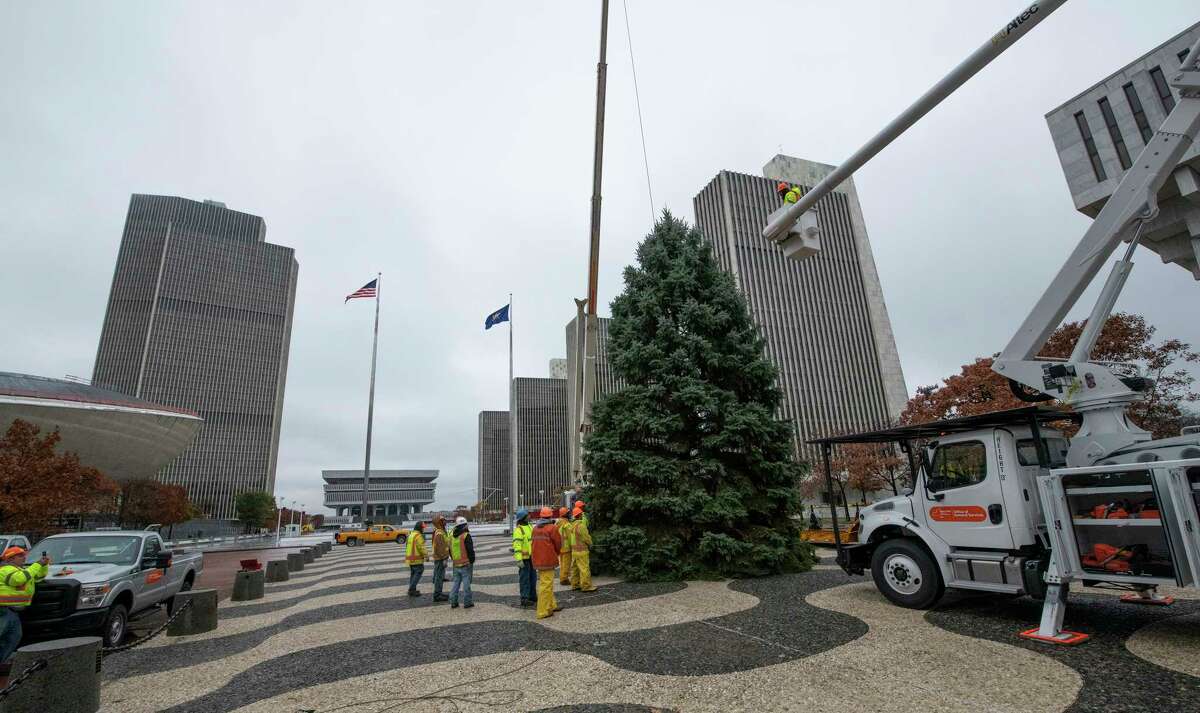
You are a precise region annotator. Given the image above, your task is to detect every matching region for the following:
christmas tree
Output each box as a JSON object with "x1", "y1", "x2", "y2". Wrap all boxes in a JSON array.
[{"x1": 584, "y1": 212, "x2": 814, "y2": 580}]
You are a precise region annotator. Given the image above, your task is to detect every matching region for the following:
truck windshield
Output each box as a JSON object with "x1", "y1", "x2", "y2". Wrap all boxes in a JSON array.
[
  {"x1": 1016, "y1": 438, "x2": 1070, "y2": 467},
  {"x1": 35, "y1": 536, "x2": 143, "y2": 566}
]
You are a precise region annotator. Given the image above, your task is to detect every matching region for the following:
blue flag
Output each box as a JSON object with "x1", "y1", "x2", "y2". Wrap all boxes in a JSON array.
[{"x1": 485, "y1": 304, "x2": 510, "y2": 330}]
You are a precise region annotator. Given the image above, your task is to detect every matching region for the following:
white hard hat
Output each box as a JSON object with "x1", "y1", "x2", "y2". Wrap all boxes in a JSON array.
[{"x1": 455, "y1": 516, "x2": 468, "y2": 526}]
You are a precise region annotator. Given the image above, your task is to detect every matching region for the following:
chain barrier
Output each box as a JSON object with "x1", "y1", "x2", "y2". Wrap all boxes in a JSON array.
[
  {"x1": 0, "y1": 658, "x2": 49, "y2": 700},
  {"x1": 101, "y1": 598, "x2": 194, "y2": 657}
]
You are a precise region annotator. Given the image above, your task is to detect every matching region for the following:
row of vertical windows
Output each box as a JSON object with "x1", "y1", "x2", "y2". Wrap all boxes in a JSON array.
[
  {"x1": 1074, "y1": 112, "x2": 1107, "y2": 182},
  {"x1": 1148, "y1": 66, "x2": 1175, "y2": 114},
  {"x1": 1122, "y1": 82, "x2": 1154, "y2": 143}
]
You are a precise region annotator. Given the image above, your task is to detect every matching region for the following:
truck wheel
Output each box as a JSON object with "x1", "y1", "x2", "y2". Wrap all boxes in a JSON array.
[
  {"x1": 347, "y1": 538, "x2": 358, "y2": 547},
  {"x1": 396, "y1": 536, "x2": 406, "y2": 545},
  {"x1": 871, "y1": 538, "x2": 944, "y2": 609},
  {"x1": 102, "y1": 604, "x2": 129, "y2": 647}
]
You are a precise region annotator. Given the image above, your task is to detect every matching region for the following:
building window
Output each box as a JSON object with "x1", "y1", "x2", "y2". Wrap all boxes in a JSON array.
[
  {"x1": 1097, "y1": 98, "x2": 1132, "y2": 170},
  {"x1": 1074, "y1": 111, "x2": 1107, "y2": 182},
  {"x1": 1180, "y1": 49, "x2": 1192, "y2": 65},
  {"x1": 1148, "y1": 66, "x2": 1175, "y2": 114},
  {"x1": 1123, "y1": 83, "x2": 1153, "y2": 143}
]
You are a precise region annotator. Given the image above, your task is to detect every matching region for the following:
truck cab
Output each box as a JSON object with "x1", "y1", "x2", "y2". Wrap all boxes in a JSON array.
[{"x1": 824, "y1": 407, "x2": 1078, "y2": 608}]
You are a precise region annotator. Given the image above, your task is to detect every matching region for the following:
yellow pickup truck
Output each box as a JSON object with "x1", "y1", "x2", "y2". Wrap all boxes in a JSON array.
[{"x1": 335, "y1": 524, "x2": 410, "y2": 547}]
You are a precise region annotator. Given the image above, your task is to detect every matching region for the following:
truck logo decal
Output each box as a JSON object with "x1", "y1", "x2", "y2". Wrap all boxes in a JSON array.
[
  {"x1": 145, "y1": 570, "x2": 164, "y2": 584},
  {"x1": 930, "y1": 505, "x2": 988, "y2": 522},
  {"x1": 991, "y1": 3, "x2": 1039, "y2": 45}
]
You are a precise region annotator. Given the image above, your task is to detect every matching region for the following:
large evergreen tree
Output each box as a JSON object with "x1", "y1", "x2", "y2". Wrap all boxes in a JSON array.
[{"x1": 584, "y1": 212, "x2": 813, "y2": 581}]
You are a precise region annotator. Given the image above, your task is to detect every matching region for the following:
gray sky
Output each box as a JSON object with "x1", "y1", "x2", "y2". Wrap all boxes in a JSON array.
[{"x1": 3, "y1": 1, "x2": 1198, "y2": 513}]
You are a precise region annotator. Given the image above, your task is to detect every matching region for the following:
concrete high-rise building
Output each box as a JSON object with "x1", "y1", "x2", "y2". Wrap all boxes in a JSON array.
[
  {"x1": 512, "y1": 377, "x2": 568, "y2": 508},
  {"x1": 322, "y1": 469, "x2": 437, "y2": 523},
  {"x1": 477, "y1": 410, "x2": 511, "y2": 513},
  {"x1": 564, "y1": 315, "x2": 625, "y2": 484},
  {"x1": 693, "y1": 155, "x2": 908, "y2": 463},
  {"x1": 1044, "y1": 22, "x2": 1199, "y2": 279},
  {"x1": 549, "y1": 358, "x2": 568, "y2": 379},
  {"x1": 93, "y1": 194, "x2": 298, "y2": 519}
]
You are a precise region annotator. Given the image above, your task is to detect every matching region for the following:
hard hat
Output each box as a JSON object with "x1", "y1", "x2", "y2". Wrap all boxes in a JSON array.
[
  {"x1": 455, "y1": 516, "x2": 468, "y2": 526},
  {"x1": 576, "y1": 501, "x2": 586, "y2": 509},
  {"x1": 557, "y1": 507, "x2": 567, "y2": 517},
  {"x1": 776, "y1": 181, "x2": 789, "y2": 193},
  {"x1": 539, "y1": 507, "x2": 554, "y2": 518},
  {"x1": 515, "y1": 508, "x2": 529, "y2": 520},
  {"x1": 1, "y1": 547, "x2": 26, "y2": 561}
]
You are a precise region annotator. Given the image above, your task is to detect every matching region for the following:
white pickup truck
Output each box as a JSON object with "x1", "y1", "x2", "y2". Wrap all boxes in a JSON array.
[{"x1": 21, "y1": 530, "x2": 203, "y2": 646}]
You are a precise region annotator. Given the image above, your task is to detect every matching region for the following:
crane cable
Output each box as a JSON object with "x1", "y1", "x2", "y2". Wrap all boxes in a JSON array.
[{"x1": 622, "y1": 0, "x2": 655, "y2": 226}]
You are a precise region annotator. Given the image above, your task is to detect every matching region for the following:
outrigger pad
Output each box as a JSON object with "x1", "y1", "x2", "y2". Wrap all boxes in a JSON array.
[
  {"x1": 1019, "y1": 627, "x2": 1090, "y2": 646},
  {"x1": 1120, "y1": 593, "x2": 1175, "y2": 606}
]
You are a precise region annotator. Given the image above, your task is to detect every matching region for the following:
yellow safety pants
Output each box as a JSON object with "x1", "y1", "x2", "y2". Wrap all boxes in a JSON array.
[
  {"x1": 559, "y1": 552, "x2": 572, "y2": 584},
  {"x1": 536, "y1": 569, "x2": 558, "y2": 619},
  {"x1": 570, "y1": 550, "x2": 596, "y2": 592}
]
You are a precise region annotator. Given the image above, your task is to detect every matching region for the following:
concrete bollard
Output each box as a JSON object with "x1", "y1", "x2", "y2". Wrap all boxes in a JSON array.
[
  {"x1": 232, "y1": 570, "x2": 266, "y2": 601},
  {"x1": 287, "y1": 552, "x2": 305, "y2": 572},
  {"x1": 323, "y1": 541, "x2": 332, "y2": 553},
  {"x1": 265, "y1": 559, "x2": 289, "y2": 582},
  {"x1": 4, "y1": 637, "x2": 101, "y2": 713},
  {"x1": 167, "y1": 588, "x2": 218, "y2": 637},
  {"x1": 301, "y1": 548, "x2": 314, "y2": 564},
  {"x1": 310, "y1": 546, "x2": 322, "y2": 559}
]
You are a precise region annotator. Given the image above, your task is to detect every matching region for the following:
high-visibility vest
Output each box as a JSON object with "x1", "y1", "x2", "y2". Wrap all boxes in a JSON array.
[
  {"x1": 512, "y1": 523, "x2": 533, "y2": 561},
  {"x1": 556, "y1": 518, "x2": 572, "y2": 553},
  {"x1": 405, "y1": 531, "x2": 426, "y2": 565},
  {"x1": 431, "y1": 528, "x2": 449, "y2": 561},
  {"x1": 450, "y1": 533, "x2": 470, "y2": 567},
  {"x1": 571, "y1": 520, "x2": 592, "y2": 553},
  {"x1": 0, "y1": 562, "x2": 47, "y2": 607}
]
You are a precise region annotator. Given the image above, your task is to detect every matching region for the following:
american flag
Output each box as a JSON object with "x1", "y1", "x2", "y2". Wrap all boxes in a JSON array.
[{"x1": 345, "y1": 279, "x2": 378, "y2": 302}]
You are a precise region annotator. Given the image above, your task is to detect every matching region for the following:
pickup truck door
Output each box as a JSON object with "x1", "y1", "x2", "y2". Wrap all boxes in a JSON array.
[
  {"x1": 923, "y1": 437, "x2": 1015, "y2": 550},
  {"x1": 137, "y1": 537, "x2": 169, "y2": 610}
]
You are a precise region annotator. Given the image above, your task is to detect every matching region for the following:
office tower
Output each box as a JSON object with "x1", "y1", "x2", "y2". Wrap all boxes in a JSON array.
[
  {"x1": 477, "y1": 410, "x2": 511, "y2": 513},
  {"x1": 512, "y1": 377, "x2": 568, "y2": 508},
  {"x1": 693, "y1": 155, "x2": 908, "y2": 463},
  {"x1": 93, "y1": 194, "x2": 298, "y2": 519}
]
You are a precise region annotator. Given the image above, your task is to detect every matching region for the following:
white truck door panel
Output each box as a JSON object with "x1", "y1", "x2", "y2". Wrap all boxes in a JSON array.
[{"x1": 924, "y1": 438, "x2": 1015, "y2": 550}]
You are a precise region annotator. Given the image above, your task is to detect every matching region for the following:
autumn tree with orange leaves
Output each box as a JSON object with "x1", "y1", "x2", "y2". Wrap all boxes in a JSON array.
[
  {"x1": 901, "y1": 313, "x2": 1198, "y2": 439},
  {"x1": 0, "y1": 419, "x2": 120, "y2": 533},
  {"x1": 119, "y1": 479, "x2": 193, "y2": 529}
]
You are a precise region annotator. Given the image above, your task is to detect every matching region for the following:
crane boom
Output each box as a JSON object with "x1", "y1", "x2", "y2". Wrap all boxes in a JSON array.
[{"x1": 762, "y1": 0, "x2": 1067, "y2": 243}]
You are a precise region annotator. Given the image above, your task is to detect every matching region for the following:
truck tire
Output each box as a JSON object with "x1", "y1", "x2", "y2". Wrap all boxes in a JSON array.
[
  {"x1": 102, "y1": 603, "x2": 129, "y2": 648},
  {"x1": 396, "y1": 535, "x2": 406, "y2": 545},
  {"x1": 347, "y1": 537, "x2": 359, "y2": 547},
  {"x1": 871, "y1": 538, "x2": 944, "y2": 609},
  {"x1": 166, "y1": 572, "x2": 195, "y2": 615}
]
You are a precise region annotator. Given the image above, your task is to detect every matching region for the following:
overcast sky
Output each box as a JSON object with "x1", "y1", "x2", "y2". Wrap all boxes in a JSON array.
[{"x1": 3, "y1": 1, "x2": 1198, "y2": 513}]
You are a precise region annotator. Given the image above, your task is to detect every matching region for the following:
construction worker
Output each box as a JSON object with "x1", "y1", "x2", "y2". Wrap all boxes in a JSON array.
[
  {"x1": 569, "y1": 503, "x2": 597, "y2": 592},
  {"x1": 0, "y1": 547, "x2": 49, "y2": 670},
  {"x1": 448, "y1": 516, "x2": 475, "y2": 609},
  {"x1": 775, "y1": 181, "x2": 803, "y2": 204},
  {"x1": 531, "y1": 507, "x2": 564, "y2": 619},
  {"x1": 512, "y1": 509, "x2": 536, "y2": 607},
  {"x1": 405, "y1": 521, "x2": 428, "y2": 597},
  {"x1": 556, "y1": 507, "x2": 573, "y2": 585},
  {"x1": 430, "y1": 515, "x2": 449, "y2": 602}
]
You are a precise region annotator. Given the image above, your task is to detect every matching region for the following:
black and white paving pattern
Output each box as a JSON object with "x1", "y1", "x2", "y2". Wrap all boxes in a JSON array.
[{"x1": 98, "y1": 538, "x2": 1200, "y2": 712}]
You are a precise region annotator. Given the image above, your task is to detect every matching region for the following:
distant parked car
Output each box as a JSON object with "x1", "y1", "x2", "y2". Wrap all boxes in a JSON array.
[
  {"x1": 335, "y1": 524, "x2": 409, "y2": 547},
  {"x1": 0, "y1": 535, "x2": 32, "y2": 553}
]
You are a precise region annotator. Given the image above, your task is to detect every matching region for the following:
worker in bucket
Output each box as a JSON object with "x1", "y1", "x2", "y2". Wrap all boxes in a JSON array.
[
  {"x1": 556, "y1": 507, "x2": 573, "y2": 585},
  {"x1": 512, "y1": 508, "x2": 536, "y2": 607},
  {"x1": 405, "y1": 520, "x2": 429, "y2": 597},
  {"x1": 531, "y1": 507, "x2": 565, "y2": 619},
  {"x1": 775, "y1": 181, "x2": 803, "y2": 204},
  {"x1": 569, "y1": 502, "x2": 598, "y2": 592},
  {"x1": 0, "y1": 547, "x2": 50, "y2": 676},
  {"x1": 448, "y1": 516, "x2": 475, "y2": 609}
]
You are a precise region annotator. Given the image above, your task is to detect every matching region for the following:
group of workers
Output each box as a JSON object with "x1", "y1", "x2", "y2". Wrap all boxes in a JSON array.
[
  {"x1": 400, "y1": 500, "x2": 597, "y2": 619},
  {"x1": 0, "y1": 546, "x2": 49, "y2": 680},
  {"x1": 404, "y1": 515, "x2": 476, "y2": 608},
  {"x1": 512, "y1": 500, "x2": 595, "y2": 619}
]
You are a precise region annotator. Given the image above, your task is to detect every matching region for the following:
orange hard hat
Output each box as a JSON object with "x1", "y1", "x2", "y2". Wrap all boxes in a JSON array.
[
  {"x1": 776, "y1": 181, "x2": 788, "y2": 192},
  {"x1": 557, "y1": 507, "x2": 567, "y2": 517},
  {"x1": 539, "y1": 507, "x2": 554, "y2": 518},
  {"x1": 576, "y1": 501, "x2": 585, "y2": 509},
  {"x1": 1, "y1": 546, "x2": 27, "y2": 561}
]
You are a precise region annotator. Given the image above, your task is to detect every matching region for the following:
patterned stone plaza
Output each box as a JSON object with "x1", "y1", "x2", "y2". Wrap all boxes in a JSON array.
[{"x1": 99, "y1": 537, "x2": 1199, "y2": 712}]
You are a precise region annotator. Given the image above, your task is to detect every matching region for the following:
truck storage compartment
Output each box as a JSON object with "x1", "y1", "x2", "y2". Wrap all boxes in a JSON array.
[{"x1": 1062, "y1": 469, "x2": 1177, "y2": 580}]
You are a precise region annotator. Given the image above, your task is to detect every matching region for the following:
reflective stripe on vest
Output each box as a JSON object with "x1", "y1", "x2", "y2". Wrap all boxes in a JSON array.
[
  {"x1": 405, "y1": 533, "x2": 423, "y2": 564},
  {"x1": 451, "y1": 533, "x2": 470, "y2": 567}
]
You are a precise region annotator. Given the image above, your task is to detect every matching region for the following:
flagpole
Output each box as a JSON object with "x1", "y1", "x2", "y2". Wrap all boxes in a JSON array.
[
  {"x1": 508, "y1": 292, "x2": 516, "y2": 528},
  {"x1": 360, "y1": 273, "x2": 381, "y2": 525}
]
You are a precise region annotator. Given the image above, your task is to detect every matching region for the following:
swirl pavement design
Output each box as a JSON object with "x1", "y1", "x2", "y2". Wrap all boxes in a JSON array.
[{"x1": 97, "y1": 538, "x2": 1198, "y2": 712}]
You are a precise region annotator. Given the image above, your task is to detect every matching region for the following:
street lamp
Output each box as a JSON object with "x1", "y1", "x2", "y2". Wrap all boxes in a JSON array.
[
  {"x1": 539, "y1": 490, "x2": 544, "y2": 509},
  {"x1": 274, "y1": 496, "x2": 284, "y2": 547},
  {"x1": 299, "y1": 504, "x2": 306, "y2": 534},
  {"x1": 503, "y1": 497, "x2": 509, "y2": 522}
]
